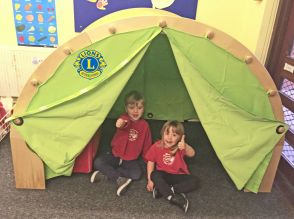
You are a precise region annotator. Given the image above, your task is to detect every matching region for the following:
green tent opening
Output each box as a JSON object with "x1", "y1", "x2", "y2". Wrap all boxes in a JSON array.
[
  {"x1": 10, "y1": 21, "x2": 287, "y2": 193},
  {"x1": 109, "y1": 33, "x2": 197, "y2": 121}
]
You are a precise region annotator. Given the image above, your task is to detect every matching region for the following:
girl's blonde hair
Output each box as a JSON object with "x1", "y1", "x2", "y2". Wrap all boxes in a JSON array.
[{"x1": 160, "y1": 120, "x2": 185, "y2": 142}]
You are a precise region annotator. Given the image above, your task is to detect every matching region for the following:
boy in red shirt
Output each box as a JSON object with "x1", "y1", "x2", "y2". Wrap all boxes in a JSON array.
[
  {"x1": 145, "y1": 121, "x2": 199, "y2": 213},
  {"x1": 91, "y1": 91, "x2": 152, "y2": 196}
]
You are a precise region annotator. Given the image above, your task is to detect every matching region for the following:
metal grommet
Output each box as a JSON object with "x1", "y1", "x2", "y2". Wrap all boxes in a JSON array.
[
  {"x1": 276, "y1": 125, "x2": 285, "y2": 134},
  {"x1": 147, "y1": 113, "x2": 153, "y2": 118},
  {"x1": 13, "y1": 117, "x2": 24, "y2": 126}
]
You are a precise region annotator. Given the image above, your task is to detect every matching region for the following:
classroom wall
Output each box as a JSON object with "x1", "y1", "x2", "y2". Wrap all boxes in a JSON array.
[
  {"x1": 197, "y1": 0, "x2": 279, "y2": 63},
  {"x1": 197, "y1": 0, "x2": 266, "y2": 54},
  {"x1": 0, "y1": 0, "x2": 279, "y2": 97},
  {"x1": 0, "y1": 0, "x2": 77, "y2": 97},
  {"x1": 0, "y1": 0, "x2": 278, "y2": 58}
]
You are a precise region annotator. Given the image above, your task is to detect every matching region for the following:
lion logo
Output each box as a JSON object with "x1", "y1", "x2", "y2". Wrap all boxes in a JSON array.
[{"x1": 73, "y1": 50, "x2": 107, "y2": 80}]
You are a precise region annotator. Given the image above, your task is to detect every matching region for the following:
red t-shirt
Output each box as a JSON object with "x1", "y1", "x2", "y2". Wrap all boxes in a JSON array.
[
  {"x1": 145, "y1": 140, "x2": 190, "y2": 174},
  {"x1": 111, "y1": 113, "x2": 152, "y2": 161}
]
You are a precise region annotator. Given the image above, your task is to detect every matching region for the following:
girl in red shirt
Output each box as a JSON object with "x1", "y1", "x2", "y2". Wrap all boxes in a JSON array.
[{"x1": 145, "y1": 121, "x2": 199, "y2": 213}]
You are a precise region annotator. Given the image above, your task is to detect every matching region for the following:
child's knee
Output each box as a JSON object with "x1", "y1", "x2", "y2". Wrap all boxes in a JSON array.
[
  {"x1": 129, "y1": 169, "x2": 142, "y2": 180},
  {"x1": 192, "y1": 176, "x2": 201, "y2": 189},
  {"x1": 131, "y1": 173, "x2": 141, "y2": 180},
  {"x1": 93, "y1": 157, "x2": 105, "y2": 169}
]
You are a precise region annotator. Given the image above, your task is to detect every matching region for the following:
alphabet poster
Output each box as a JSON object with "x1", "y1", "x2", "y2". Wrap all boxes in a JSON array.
[
  {"x1": 12, "y1": 0, "x2": 58, "y2": 47},
  {"x1": 74, "y1": 0, "x2": 198, "y2": 32}
]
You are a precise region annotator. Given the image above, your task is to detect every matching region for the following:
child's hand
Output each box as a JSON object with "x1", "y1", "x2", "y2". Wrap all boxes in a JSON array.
[
  {"x1": 178, "y1": 135, "x2": 186, "y2": 150},
  {"x1": 116, "y1": 118, "x2": 128, "y2": 128},
  {"x1": 146, "y1": 180, "x2": 154, "y2": 192}
]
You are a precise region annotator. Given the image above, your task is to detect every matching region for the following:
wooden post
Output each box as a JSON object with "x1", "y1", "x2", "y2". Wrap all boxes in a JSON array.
[{"x1": 10, "y1": 126, "x2": 45, "y2": 189}]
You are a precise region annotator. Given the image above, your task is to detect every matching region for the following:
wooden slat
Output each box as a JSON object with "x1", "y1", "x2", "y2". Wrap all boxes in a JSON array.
[
  {"x1": 284, "y1": 56, "x2": 294, "y2": 65},
  {"x1": 281, "y1": 53, "x2": 294, "y2": 82},
  {"x1": 286, "y1": 130, "x2": 294, "y2": 147},
  {"x1": 280, "y1": 70, "x2": 294, "y2": 82},
  {"x1": 280, "y1": 93, "x2": 294, "y2": 112},
  {"x1": 10, "y1": 126, "x2": 45, "y2": 189},
  {"x1": 265, "y1": 0, "x2": 294, "y2": 88}
]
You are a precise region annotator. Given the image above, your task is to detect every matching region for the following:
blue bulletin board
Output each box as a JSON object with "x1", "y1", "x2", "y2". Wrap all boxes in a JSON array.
[
  {"x1": 12, "y1": 0, "x2": 58, "y2": 47},
  {"x1": 74, "y1": 0, "x2": 198, "y2": 32}
]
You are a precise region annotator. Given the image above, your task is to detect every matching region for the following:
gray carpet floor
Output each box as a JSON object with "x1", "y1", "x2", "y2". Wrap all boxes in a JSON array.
[{"x1": 0, "y1": 121, "x2": 293, "y2": 219}]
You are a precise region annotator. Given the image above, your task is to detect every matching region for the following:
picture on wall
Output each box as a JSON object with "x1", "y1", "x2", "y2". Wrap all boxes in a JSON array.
[
  {"x1": 12, "y1": 0, "x2": 58, "y2": 47},
  {"x1": 74, "y1": 0, "x2": 198, "y2": 32}
]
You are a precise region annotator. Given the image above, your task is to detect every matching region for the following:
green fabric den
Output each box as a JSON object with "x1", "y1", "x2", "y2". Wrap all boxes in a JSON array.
[
  {"x1": 108, "y1": 33, "x2": 198, "y2": 121},
  {"x1": 11, "y1": 26, "x2": 287, "y2": 193}
]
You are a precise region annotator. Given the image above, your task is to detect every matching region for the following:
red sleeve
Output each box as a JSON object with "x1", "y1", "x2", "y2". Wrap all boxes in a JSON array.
[
  {"x1": 144, "y1": 144, "x2": 156, "y2": 162},
  {"x1": 142, "y1": 124, "x2": 152, "y2": 162}
]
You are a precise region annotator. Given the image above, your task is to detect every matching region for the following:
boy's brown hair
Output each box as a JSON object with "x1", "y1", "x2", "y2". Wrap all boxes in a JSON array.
[{"x1": 124, "y1": 90, "x2": 144, "y2": 106}]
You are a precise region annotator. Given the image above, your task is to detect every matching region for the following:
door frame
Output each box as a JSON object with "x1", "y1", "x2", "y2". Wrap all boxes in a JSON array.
[
  {"x1": 266, "y1": 0, "x2": 294, "y2": 87},
  {"x1": 255, "y1": 0, "x2": 280, "y2": 64},
  {"x1": 265, "y1": 0, "x2": 294, "y2": 187}
]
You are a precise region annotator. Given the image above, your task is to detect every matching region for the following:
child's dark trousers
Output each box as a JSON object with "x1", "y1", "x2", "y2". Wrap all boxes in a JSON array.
[
  {"x1": 93, "y1": 152, "x2": 142, "y2": 181},
  {"x1": 151, "y1": 170, "x2": 199, "y2": 198}
]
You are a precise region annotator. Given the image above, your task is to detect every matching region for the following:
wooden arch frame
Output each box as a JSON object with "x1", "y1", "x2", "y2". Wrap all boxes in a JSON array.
[{"x1": 10, "y1": 10, "x2": 285, "y2": 192}]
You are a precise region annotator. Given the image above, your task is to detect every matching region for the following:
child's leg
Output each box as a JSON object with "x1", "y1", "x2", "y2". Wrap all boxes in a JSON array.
[
  {"x1": 93, "y1": 152, "x2": 121, "y2": 181},
  {"x1": 115, "y1": 160, "x2": 141, "y2": 196},
  {"x1": 117, "y1": 160, "x2": 142, "y2": 180},
  {"x1": 151, "y1": 170, "x2": 174, "y2": 198},
  {"x1": 168, "y1": 174, "x2": 200, "y2": 194},
  {"x1": 160, "y1": 173, "x2": 195, "y2": 213}
]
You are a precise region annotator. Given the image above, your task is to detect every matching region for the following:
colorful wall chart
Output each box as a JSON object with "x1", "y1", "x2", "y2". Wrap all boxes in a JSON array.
[
  {"x1": 12, "y1": 0, "x2": 58, "y2": 47},
  {"x1": 74, "y1": 0, "x2": 198, "y2": 32}
]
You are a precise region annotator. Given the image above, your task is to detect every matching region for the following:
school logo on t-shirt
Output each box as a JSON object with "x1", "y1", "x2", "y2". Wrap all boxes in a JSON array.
[
  {"x1": 129, "y1": 128, "x2": 138, "y2": 141},
  {"x1": 163, "y1": 153, "x2": 175, "y2": 165},
  {"x1": 74, "y1": 50, "x2": 107, "y2": 80}
]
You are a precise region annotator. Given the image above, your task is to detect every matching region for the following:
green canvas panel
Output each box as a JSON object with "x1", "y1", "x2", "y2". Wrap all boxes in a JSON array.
[
  {"x1": 14, "y1": 48, "x2": 150, "y2": 178},
  {"x1": 108, "y1": 34, "x2": 198, "y2": 121},
  {"x1": 165, "y1": 28, "x2": 287, "y2": 192},
  {"x1": 12, "y1": 27, "x2": 162, "y2": 179},
  {"x1": 244, "y1": 152, "x2": 273, "y2": 192},
  {"x1": 164, "y1": 29, "x2": 275, "y2": 120},
  {"x1": 26, "y1": 27, "x2": 162, "y2": 113}
]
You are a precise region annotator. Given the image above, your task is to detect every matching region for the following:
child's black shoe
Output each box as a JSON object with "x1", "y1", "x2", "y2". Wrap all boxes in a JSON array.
[
  {"x1": 116, "y1": 177, "x2": 132, "y2": 196},
  {"x1": 90, "y1": 171, "x2": 107, "y2": 183},
  {"x1": 169, "y1": 193, "x2": 189, "y2": 213}
]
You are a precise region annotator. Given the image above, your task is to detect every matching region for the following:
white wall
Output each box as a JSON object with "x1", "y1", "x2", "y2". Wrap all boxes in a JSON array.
[{"x1": 197, "y1": 0, "x2": 279, "y2": 63}]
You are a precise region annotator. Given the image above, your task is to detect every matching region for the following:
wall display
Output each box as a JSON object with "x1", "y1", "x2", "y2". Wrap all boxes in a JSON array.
[
  {"x1": 74, "y1": 0, "x2": 198, "y2": 32},
  {"x1": 12, "y1": 0, "x2": 58, "y2": 47}
]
